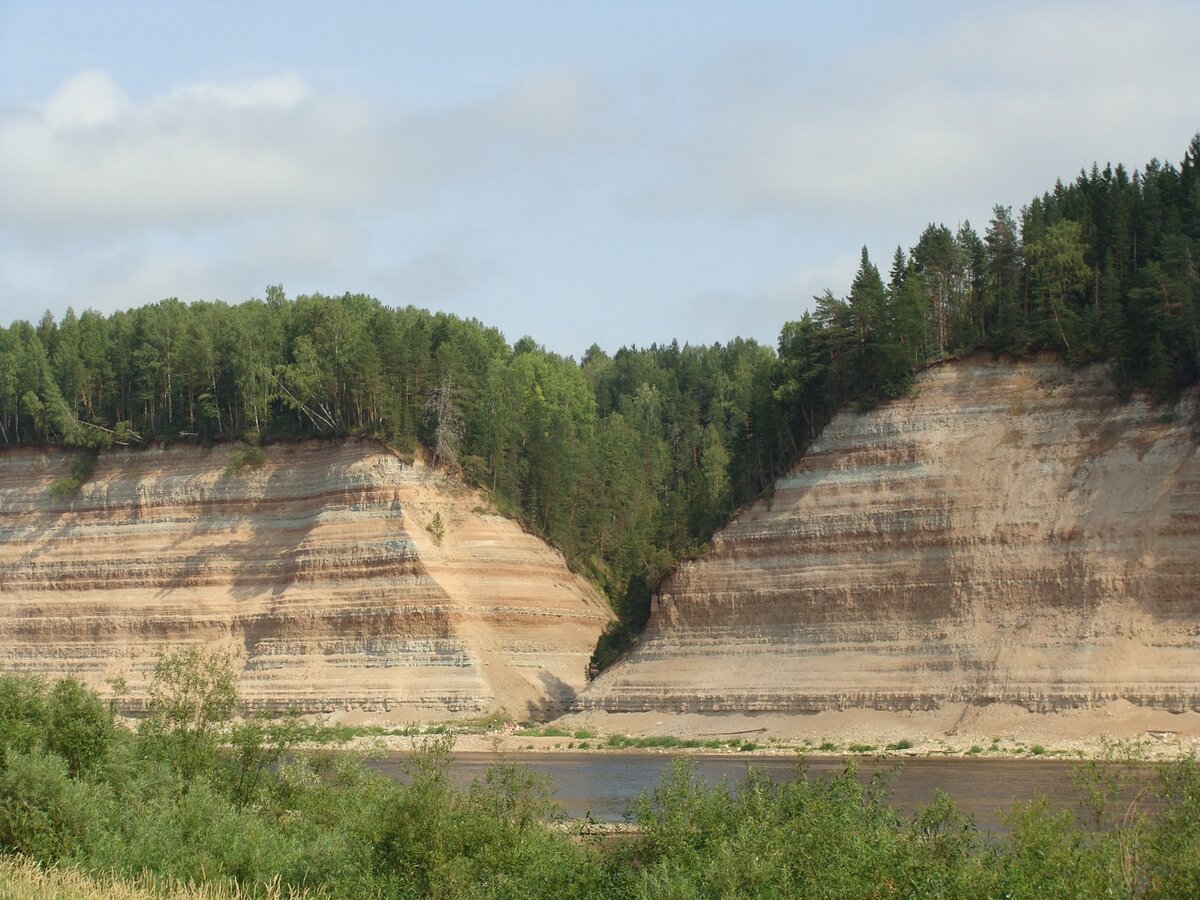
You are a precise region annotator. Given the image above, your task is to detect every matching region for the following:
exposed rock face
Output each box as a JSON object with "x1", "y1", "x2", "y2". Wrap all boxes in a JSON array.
[
  {"x1": 0, "y1": 440, "x2": 611, "y2": 720},
  {"x1": 581, "y1": 358, "x2": 1200, "y2": 718}
]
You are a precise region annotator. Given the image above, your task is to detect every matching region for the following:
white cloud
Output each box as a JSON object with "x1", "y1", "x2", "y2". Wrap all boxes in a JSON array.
[
  {"x1": 677, "y1": 2, "x2": 1200, "y2": 228},
  {"x1": 42, "y1": 69, "x2": 130, "y2": 128},
  {"x1": 167, "y1": 71, "x2": 311, "y2": 110},
  {"x1": 0, "y1": 65, "x2": 607, "y2": 236},
  {"x1": 0, "y1": 70, "x2": 382, "y2": 230}
]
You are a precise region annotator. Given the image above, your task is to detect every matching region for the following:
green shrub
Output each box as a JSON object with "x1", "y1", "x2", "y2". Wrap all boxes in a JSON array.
[
  {"x1": 222, "y1": 444, "x2": 264, "y2": 476},
  {"x1": 426, "y1": 511, "x2": 445, "y2": 543},
  {"x1": 516, "y1": 725, "x2": 570, "y2": 738},
  {"x1": 0, "y1": 672, "x2": 48, "y2": 759},
  {"x1": 886, "y1": 738, "x2": 914, "y2": 751},
  {"x1": 48, "y1": 452, "x2": 98, "y2": 500},
  {"x1": 46, "y1": 677, "x2": 117, "y2": 776},
  {"x1": 139, "y1": 649, "x2": 238, "y2": 782},
  {"x1": 0, "y1": 749, "x2": 115, "y2": 864}
]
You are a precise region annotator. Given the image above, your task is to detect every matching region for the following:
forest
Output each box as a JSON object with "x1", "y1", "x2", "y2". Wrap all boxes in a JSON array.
[{"x1": 1, "y1": 135, "x2": 1198, "y2": 672}]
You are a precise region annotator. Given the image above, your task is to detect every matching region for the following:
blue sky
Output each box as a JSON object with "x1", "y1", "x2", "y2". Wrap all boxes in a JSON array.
[{"x1": 2, "y1": 1, "x2": 1199, "y2": 356}]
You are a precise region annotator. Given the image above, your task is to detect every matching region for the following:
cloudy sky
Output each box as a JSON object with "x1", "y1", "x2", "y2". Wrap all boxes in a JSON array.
[{"x1": 2, "y1": 1, "x2": 1198, "y2": 356}]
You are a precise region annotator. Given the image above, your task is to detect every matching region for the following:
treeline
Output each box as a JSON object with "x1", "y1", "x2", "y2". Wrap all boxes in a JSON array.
[
  {"x1": 2, "y1": 136, "x2": 1198, "y2": 671},
  {"x1": 0, "y1": 292, "x2": 787, "y2": 672},
  {"x1": 3, "y1": 664, "x2": 1200, "y2": 898},
  {"x1": 775, "y1": 133, "x2": 1200, "y2": 446}
]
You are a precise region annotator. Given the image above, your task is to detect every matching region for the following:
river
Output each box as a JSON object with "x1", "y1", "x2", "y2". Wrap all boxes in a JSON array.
[{"x1": 364, "y1": 752, "x2": 1157, "y2": 834}]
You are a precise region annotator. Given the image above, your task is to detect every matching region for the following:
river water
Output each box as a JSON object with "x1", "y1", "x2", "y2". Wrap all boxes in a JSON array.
[{"x1": 364, "y1": 752, "x2": 1156, "y2": 834}]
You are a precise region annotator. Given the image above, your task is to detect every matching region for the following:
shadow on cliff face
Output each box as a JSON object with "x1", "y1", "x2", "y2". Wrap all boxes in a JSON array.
[
  {"x1": 525, "y1": 672, "x2": 578, "y2": 722},
  {"x1": 226, "y1": 455, "x2": 324, "y2": 603}
]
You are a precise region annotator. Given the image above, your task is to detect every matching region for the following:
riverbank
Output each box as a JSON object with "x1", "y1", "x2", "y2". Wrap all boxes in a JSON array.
[{"x1": 324, "y1": 700, "x2": 1200, "y2": 761}]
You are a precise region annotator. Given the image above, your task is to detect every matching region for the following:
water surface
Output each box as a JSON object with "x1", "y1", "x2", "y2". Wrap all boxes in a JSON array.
[{"x1": 365, "y1": 752, "x2": 1156, "y2": 833}]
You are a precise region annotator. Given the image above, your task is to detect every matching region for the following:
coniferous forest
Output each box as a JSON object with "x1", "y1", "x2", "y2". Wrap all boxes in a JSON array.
[{"x1": 2, "y1": 136, "x2": 1198, "y2": 672}]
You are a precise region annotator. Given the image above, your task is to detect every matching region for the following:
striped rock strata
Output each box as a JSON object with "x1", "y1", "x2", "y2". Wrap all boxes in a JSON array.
[
  {"x1": 0, "y1": 440, "x2": 611, "y2": 720},
  {"x1": 581, "y1": 357, "x2": 1200, "y2": 717}
]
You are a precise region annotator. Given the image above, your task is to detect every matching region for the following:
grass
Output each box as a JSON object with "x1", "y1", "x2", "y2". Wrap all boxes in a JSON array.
[
  {"x1": 286, "y1": 721, "x2": 468, "y2": 743},
  {"x1": 847, "y1": 743, "x2": 877, "y2": 753},
  {"x1": 885, "y1": 739, "x2": 913, "y2": 751},
  {"x1": 516, "y1": 726, "x2": 572, "y2": 738},
  {"x1": 0, "y1": 856, "x2": 310, "y2": 899},
  {"x1": 604, "y1": 734, "x2": 738, "y2": 751},
  {"x1": 818, "y1": 741, "x2": 838, "y2": 752}
]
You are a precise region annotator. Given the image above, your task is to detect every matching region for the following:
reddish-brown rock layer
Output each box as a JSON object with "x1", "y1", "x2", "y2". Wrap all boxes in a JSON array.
[
  {"x1": 580, "y1": 358, "x2": 1200, "y2": 717},
  {"x1": 0, "y1": 440, "x2": 611, "y2": 720}
]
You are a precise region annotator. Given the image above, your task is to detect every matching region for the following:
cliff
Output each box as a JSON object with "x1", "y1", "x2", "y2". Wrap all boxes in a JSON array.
[
  {"x1": 0, "y1": 440, "x2": 611, "y2": 720},
  {"x1": 580, "y1": 357, "x2": 1200, "y2": 721}
]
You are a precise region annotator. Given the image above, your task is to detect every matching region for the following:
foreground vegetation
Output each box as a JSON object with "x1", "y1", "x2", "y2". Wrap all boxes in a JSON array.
[
  {"x1": 3, "y1": 658, "x2": 1200, "y2": 898},
  {"x1": 2, "y1": 138, "x2": 1197, "y2": 674}
]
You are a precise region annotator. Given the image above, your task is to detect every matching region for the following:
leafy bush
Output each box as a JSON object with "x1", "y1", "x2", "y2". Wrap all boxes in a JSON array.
[
  {"x1": 48, "y1": 452, "x2": 97, "y2": 500},
  {"x1": 6, "y1": 668, "x2": 1200, "y2": 898},
  {"x1": 222, "y1": 444, "x2": 265, "y2": 476},
  {"x1": 0, "y1": 748, "x2": 115, "y2": 863},
  {"x1": 140, "y1": 649, "x2": 238, "y2": 782},
  {"x1": 45, "y1": 677, "x2": 117, "y2": 776}
]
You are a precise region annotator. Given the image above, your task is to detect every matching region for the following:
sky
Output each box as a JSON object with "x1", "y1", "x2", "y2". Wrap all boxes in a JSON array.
[{"x1": 1, "y1": 1, "x2": 1198, "y2": 357}]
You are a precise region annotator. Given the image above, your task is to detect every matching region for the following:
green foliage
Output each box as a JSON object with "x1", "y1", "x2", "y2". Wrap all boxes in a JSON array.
[
  {"x1": 0, "y1": 748, "x2": 115, "y2": 864},
  {"x1": 516, "y1": 725, "x2": 571, "y2": 738},
  {"x1": 622, "y1": 759, "x2": 989, "y2": 897},
  {"x1": 0, "y1": 674, "x2": 116, "y2": 778},
  {"x1": 2, "y1": 136, "x2": 1198, "y2": 677},
  {"x1": 603, "y1": 733, "x2": 731, "y2": 750},
  {"x1": 48, "y1": 451, "x2": 97, "y2": 500},
  {"x1": 140, "y1": 648, "x2": 238, "y2": 782},
  {"x1": 45, "y1": 677, "x2": 117, "y2": 776},
  {"x1": 426, "y1": 511, "x2": 446, "y2": 544},
  {"x1": 0, "y1": 673, "x2": 49, "y2": 761},
  {"x1": 222, "y1": 444, "x2": 265, "y2": 475},
  {"x1": 6, "y1": 676, "x2": 1200, "y2": 897}
]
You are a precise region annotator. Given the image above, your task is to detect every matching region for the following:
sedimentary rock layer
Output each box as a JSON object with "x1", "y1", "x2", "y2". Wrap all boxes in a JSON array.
[
  {"x1": 581, "y1": 357, "x2": 1200, "y2": 717},
  {"x1": 0, "y1": 440, "x2": 611, "y2": 719}
]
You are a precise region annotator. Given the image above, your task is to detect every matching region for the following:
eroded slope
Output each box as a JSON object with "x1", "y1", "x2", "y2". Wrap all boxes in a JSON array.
[
  {"x1": 0, "y1": 440, "x2": 610, "y2": 720},
  {"x1": 581, "y1": 358, "x2": 1200, "y2": 718}
]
